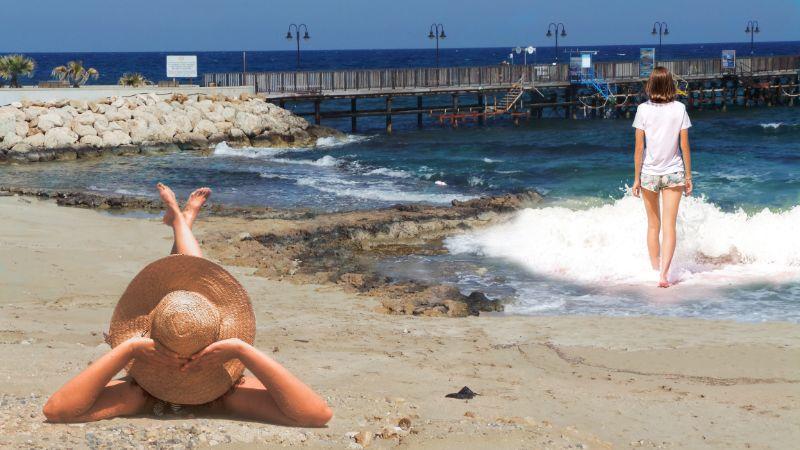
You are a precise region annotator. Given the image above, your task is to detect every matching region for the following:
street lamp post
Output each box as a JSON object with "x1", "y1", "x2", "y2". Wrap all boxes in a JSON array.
[
  {"x1": 745, "y1": 20, "x2": 760, "y2": 54},
  {"x1": 428, "y1": 23, "x2": 446, "y2": 67},
  {"x1": 651, "y1": 21, "x2": 669, "y2": 56},
  {"x1": 286, "y1": 24, "x2": 310, "y2": 70},
  {"x1": 545, "y1": 23, "x2": 566, "y2": 63}
]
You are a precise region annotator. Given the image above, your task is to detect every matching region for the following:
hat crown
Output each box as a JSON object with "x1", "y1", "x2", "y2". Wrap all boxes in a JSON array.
[{"x1": 150, "y1": 290, "x2": 220, "y2": 357}]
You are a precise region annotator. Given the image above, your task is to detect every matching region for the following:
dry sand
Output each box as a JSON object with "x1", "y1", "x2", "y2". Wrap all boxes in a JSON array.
[{"x1": 1, "y1": 195, "x2": 798, "y2": 449}]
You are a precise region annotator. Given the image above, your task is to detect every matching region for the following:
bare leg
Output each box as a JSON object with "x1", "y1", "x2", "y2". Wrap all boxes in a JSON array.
[
  {"x1": 641, "y1": 188, "x2": 661, "y2": 271},
  {"x1": 157, "y1": 183, "x2": 203, "y2": 258},
  {"x1": 169, "y1": 187, "x2": 212, "y2": 254},
  {"x1": 658, "y1": 187, "x2": 683, "y2": 287}
]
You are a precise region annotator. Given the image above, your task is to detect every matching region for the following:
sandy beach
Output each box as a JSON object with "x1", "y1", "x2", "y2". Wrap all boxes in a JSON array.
[{"x1": 1, "y1": 194, "x2": 799, "y2": 449}]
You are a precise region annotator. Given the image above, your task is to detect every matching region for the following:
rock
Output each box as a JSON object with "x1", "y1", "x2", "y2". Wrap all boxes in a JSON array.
[
  {"x1": 36, "y1": 113, "x2": 64, "y2": 132},
  {"x1": 1, "y1": 132, "x2": 22, "y2": 150},
  {"x1": 193, "y1": 119, "x2": 218, "y2": 137},
  {"x1": 80, "y1": 135, "x2": 104, "y2": 148},
  {"x1": 101, "y1": 130, "x2": 132, "y2": 147},
  {"x1": 353, "y1": 431, "x2": 372, "y2": 447},
  {"x1": 11, "y1": 142, "x2": 32, "y2": 153},
  {"x1": 76, "y1": 111, "x2": 97, "y2": 125},
  {"x1": 24, "y1": 106, "x2": 48, "y2": 121},
  {"x1": 68, "y1": 99, "x2": 88, "y2": 110},
  {"x1": 72, "y1": 123, "x2": 97, "y2": 138},
  {"x1": 233, "y1": 111, "x2": 263, "y2": 136},
  {"x1": 451, "y1": 190, "x2": 544, "y2": 212},
  {"x1": 174, "y1": 132, "x2": 207, "y2": 150},
  {"x1": 44, "y1": 127, "x2": 79, "y2": 149},
  {"x1": 23, "y1": 133, "x2": 45, "y2": 148}
]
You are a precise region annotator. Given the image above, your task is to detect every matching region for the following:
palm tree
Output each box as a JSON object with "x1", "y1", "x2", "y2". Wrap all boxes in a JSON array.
[
  {"x1": 0, "y1": 54, "x2": 37, "y2": 88},
  {"x1": 118, "y1": 72, "x2": 151, "y2": 87},
  {"x1": 51, "y1": 60, "x2": 99, "y2": 88}
]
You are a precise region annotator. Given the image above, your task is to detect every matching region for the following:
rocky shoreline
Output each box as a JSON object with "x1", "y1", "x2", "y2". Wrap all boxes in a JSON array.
[
  {"x1": 0, "y1": 93, "x2": 341, "y2": 163},
  {"x1": 2, "y1": 186, "x2": 543, "y2": 317}
]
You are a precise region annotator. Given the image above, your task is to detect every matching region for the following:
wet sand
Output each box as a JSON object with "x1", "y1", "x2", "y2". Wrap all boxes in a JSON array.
[{"x1": 1, "y1": 195, "x2": 798, "y2": 449}]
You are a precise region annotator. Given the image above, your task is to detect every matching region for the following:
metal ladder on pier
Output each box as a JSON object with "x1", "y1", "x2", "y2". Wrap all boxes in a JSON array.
[{"x1": 494, "y1": 78, "x2": 527, "y2": 113}]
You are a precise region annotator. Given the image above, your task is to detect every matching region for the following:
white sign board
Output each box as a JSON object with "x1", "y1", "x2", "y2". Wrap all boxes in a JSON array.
[{"x1": 166, "y1": 55, "x2": 197, "y2": 78}]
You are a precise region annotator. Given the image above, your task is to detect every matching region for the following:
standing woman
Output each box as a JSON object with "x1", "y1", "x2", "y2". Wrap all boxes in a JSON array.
[{"x1": 631, "y1": 67, "x2": 693, "y2": 288}]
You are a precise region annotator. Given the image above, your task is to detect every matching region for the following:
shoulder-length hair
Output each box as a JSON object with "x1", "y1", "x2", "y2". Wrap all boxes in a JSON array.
[{"x1": 645, "y1": 66, "x2": 676, "y2": 103}]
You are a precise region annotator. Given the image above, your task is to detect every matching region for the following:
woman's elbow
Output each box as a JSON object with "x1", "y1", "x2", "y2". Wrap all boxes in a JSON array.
[
  {"x1": 300, "y1": 405, "x2": 333, "y2": 427},
  {"x1": 42, "y1": 398, "x2": 71, "y2": 423}
]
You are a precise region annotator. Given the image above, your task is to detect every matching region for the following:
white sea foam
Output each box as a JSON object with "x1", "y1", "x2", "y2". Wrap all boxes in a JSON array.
[
  {"x1": 213, "y1": 141, "x2": 308, "y2": 158},
  {"x1": 315, "y1": 134, "x2": 372, "y2": 148},
  {"x1": 482, "y1": 157, "x2": 503, "y2": 163},
  {"x1": 468, "y1": 176, "x2": 485, "y2": 187},
  {"x1": 295, "y1": 177, "x2": 472, "y2": 203},
  {"x1": 760, "y1": 122, "x2": 784, "y2": 129},
  {"x1": 270, "y1": 155, "x2": 341, "y2": 167},
  {"x1": 447, "y1": 194, "x2": 800, "y2": 286},
  {"x1": 364, "y1": 167, "x2": 411, "y2": 178}
]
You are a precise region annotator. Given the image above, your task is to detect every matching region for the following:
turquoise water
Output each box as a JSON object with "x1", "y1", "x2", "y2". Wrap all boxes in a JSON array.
[{"x1": 2, "y1": 106, "x2": 798, "y2": 322}]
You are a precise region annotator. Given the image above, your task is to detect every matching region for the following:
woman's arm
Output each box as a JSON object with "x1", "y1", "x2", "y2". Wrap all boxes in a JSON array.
[
  {"x1": 183, "y1": 339, "x2": 332, "y2": 427},
  {"x1": 632, "y1": 129, "x2": 645, "y2": 197},
  {"x1": 680, "y1": 128, "x2": 693, "y2": 196},
  {"x1": 43, "y1": 337, "x2": 184, "y2": 422}
]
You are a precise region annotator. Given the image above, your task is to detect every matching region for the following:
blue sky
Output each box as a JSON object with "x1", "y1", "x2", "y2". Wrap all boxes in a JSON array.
[{"x1": 3, "y1": 0, "x2": 798, "y2": 52}]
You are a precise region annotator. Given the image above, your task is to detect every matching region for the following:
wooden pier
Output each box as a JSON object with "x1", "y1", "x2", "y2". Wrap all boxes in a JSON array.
[{"x1": 205, "y1": 55, "x2": 799, "y2": 133}]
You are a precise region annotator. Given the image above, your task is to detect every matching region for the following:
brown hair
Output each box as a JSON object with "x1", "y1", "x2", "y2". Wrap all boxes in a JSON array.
[{"x1": 645, "y1": 66, "x2": 676, "y2": 103}]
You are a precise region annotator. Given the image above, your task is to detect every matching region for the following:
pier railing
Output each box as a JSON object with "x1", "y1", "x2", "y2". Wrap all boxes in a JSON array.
[{"x1": 204, "y1": 55, "x2": 799, "y2": 95}]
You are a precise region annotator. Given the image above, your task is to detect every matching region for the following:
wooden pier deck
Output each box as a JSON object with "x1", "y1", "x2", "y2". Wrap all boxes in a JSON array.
[{"x1": 204, "y1": 55, "x2": 799, "y2": 132}]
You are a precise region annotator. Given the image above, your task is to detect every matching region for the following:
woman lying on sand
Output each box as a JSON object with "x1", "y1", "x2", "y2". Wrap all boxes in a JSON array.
[{"x1": 43, "y1": 184, "x2": 332, "y2": 426}]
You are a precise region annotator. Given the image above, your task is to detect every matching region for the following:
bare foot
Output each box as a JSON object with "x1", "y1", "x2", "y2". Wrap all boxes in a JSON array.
[
  {"x1": 157, "y1": 183, "x2": 182, "y2": 225},
  {"x1": 658, "y1": 278, "x2": 670, "y2": 288},
  {"x1": 183, "y1": 187, "x2": 212, "y2": 227}
]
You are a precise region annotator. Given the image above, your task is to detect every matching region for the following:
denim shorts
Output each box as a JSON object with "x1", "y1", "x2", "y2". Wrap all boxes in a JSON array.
[{"x1": 641, "y1": 172, "x2": 686, "y2": 192}]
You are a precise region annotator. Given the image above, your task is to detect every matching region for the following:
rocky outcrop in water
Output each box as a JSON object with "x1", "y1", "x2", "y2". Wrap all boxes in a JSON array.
[{"x1": 0, "y1": 93, "x2": 341, "y2": 163}]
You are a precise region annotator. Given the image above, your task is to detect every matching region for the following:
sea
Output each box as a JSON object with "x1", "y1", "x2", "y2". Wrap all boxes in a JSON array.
[{"x1": 2, "y1": 41, "x2": 799, "y2": 323}]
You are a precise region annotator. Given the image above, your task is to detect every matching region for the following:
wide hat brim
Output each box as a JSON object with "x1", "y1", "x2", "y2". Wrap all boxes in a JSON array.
[{"x1": 108, "y1": 255, "x2": 255, "y2": 405}]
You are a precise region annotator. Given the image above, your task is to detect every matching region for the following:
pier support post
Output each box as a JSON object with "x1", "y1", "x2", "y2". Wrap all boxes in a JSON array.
[
  {"x1": 417, "y1": 96, "x2": 423, "y2": 128},
  {"x1": 452, "y1": 94, "x2": 459, "y2": 128},
  {"x1": 478, "y1": 94, "x2": 485, "y2": 126},
  {"x1": 314, "y1": 99, "x2": 321, "y2": 125},
  {"x1": 350, "y1": 98, "x2": 357, "y2": 132},
  {"x1": 386, "y1": 97, "x2": 393, "y2": 135}
]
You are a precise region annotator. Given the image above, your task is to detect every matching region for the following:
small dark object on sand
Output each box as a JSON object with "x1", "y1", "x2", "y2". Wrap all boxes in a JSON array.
[{"x1": 445, "y1": 386, "x2": 479, "y2": 399}]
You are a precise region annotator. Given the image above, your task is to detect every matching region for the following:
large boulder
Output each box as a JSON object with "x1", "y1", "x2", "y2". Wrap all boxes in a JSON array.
[
  {"x1": 128, "y1": 119, "x2": 150, "y2": 144},
  {"x1": 76, "y1": 111, "x2": 97, "y2": 125},
  {"x1": 0, "y1": 132, "x2": 22, "y2": 150},
  {"x1": 24, "y1": 106, "x2": 48, "y2": 121},
  {"x1": 23, "y1": 133, "x2": 45, "y2": 148},
  {"x1": 193, "y1": 119, "x2": 218, "y2": 137},
  {"x1": 44, "y1": 127, "x2": 79, "y2": 149},
  {"x1": 80, "y1": 135, "x2": 104, "y2": 148},
  {"x1": 164, "y1": 112, "x2": 193, "y2": 134},
  {"x1": 101, "y1": 130, "x2": 132, "y2": 147},
  {"x1": 174, "y1": 132, "x2": 207, "y2": 150},
  {"x1": 105, "y1": 107, "x2": 132, "y2": 122},
  {"x1": 73, "y1": 122, "x2": 97, "y2": 138},
  {"x1": 37, "y1": 113, "x2": 64, "y2": 132},
  {"x1": 233, "y1": 111, "x2": 263, "y2": 136}
]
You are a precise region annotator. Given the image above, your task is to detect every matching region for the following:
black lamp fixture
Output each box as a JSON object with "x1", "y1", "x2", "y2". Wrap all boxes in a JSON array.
[
  {"x1": 286, "y1": 24, "x2": 310, "y2": 70},
  {"x1": 652, "y1": 21, "x2": 669, "y2": 55},
  {"x1": 745, "y1": 20, "x2": 760, "y2": 54},
  {"x1": 428, "y1": 23, "x2": 446, "y2": 67},
  {"x1": 545, "y1": 23, "x2": 567, "y2": 63}
]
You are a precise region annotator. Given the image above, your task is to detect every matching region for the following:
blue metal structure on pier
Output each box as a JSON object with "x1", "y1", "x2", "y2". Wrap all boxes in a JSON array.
[{"x1": 569, "y1": 50, "x2": 615, "y2": 101}]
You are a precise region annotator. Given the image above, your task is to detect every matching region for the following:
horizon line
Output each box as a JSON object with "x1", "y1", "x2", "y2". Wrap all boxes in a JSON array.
[{"x1": 2, "y1": 39, "x2": 798, "y2": 54}]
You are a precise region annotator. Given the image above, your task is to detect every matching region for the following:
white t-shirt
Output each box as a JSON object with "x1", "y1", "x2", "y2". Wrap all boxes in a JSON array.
[{"x1": 632, "y1": 101, "x2": 692, "y2": 175}]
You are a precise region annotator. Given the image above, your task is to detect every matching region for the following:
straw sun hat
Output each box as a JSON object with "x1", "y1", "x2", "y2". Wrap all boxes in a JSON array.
[{"x1": 107, "y1": 255, "x2": 255, "y2": 405}]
